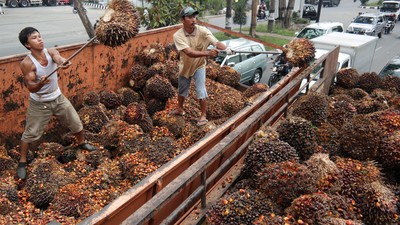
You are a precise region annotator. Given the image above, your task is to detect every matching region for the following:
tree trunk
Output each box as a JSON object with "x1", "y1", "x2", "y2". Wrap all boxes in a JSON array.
[
  {"x1": 278, "y1": 0, "x2": 286, "y2": 20},
  {"x1": 284, "y1": 0, "x2": 295, "y2": 28},
  {"x1": 268, "y1": 0, "x2": 276, "y2": 32},
  {"x1": 225, "y1": 0, "x2": 232, "y2": 30},
  {"x1": 249, "y1": 0, "x2": 258, "y2": 37}
]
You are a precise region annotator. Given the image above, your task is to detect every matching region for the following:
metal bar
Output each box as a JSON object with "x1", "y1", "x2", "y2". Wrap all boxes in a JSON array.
[
  {"x1": 46, "y1": 37, "x2": 96, "y2": 79},
  {"x1": 200, "y1": 172, "x2": 206, "y2": 209},
  {"x1": 196, "y1": 20, "x2": 285, "y2": 50},
  {"x1": 219, "y1": 49, "x2": 283, "y2": 55}
]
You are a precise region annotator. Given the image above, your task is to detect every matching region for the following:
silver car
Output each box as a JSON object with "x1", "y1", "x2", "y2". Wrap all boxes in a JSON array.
[
  {"x1": 346, "y1": 13, "x2": 386, "y2": 38},
  {"x1": 213, "y1": 38, "x2": 270, "y2": 85}
]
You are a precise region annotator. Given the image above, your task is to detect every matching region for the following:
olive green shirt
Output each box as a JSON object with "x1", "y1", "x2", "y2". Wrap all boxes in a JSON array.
[{"x1": 173, "y1": 25, "x2": 218, "y2": 78}]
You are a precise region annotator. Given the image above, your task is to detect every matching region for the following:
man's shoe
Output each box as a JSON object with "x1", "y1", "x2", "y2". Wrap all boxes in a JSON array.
[
  {"x1": 17, "y1": 162, "x2": 27, "y2": 180},
  {"x1": 78, "y1": 143, "x2": 97, "y2": 151}
]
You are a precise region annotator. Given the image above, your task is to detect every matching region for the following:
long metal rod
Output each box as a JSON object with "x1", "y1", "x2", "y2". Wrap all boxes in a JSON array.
[
  {"x1": 220, "y1": 49, "x2": 283, "y2": 54},
  {"x1": 45, "y1": 36, "x2": 96, "y2": 79}
]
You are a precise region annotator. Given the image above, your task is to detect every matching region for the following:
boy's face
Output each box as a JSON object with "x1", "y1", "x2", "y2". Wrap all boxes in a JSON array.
[{"x1": 25, "y1": 31, "x2": 44, "y2": 50}]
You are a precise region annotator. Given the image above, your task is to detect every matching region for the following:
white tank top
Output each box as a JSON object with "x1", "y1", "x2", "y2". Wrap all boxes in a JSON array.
[{"x1": 28, "y1": 48, "x2": 61, "y2": 102}]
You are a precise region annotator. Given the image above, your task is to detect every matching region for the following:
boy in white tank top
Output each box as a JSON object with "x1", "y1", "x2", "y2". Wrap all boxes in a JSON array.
[{"x1": 16, "y1": 27, "x2": 96, "y2": 180}]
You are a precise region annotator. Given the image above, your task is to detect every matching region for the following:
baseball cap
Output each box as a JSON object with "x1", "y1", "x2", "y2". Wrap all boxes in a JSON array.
[{"x1": 180, "y1": 6, "x2": 199, "y2": 18}]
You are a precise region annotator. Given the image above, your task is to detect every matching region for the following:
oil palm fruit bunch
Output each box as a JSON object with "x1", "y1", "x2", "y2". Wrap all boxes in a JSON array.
[
  {"x1": 243, "y1": 83, "x2": 268, "y2": 99},
  {"x1": 327, "y1": 96, "x2": 357, "y2": 130},
  {"x1": 382, "y1": 75, "x2": 400, "y2": 93},
  {"x1": 356, "y1": 181, "x2": 399, "y2": 225},
  {"x1": 205, "y1": 59, "x2": 220, "y2": 81},
  {"x1": 378, "y1": 130, "x2": 400, "y2": 169},
  {"x1": 95, "y1": 0, "x2": 140, "y2": 47},
  {"x1": 305, "y1": 153, "x2": 342, "y2": 193},
  {"x1": 164, "y1": 43, "x2": 178, "y2": 61},
  {"x1": 315, "y1": 122, "x2": 341, "y2": 156},
  {"x1": 141, "y1": 136, "x2": 183, "y2": 167},
  {"x1": 129, "y1": 64, "x2": 148, "y2": 91},
  {"x1": 356, "y1": 72, "x2": 383, "y2": 93},
  {"x1": 243, "y1": 138, "x2": 299, "y2": 180},
  {"x1": 83, "y1": 91, "x2": 101, "y2": 106},
  {"x1": 200, "y1": 78, "x2": 245, "y2": 120},
  {"x1": 334, "y1": 157, "x2": 382, "y2": 199},
  {"x1": 164, "y1": 60, "x2": 179, "y2": 88},
  {"x1": 284, "y1": 38, "x2": 315, "y2": 67},
  {"x1": 36, "y1": 142, "x2": 65, "y2": 159},
  {"x1": 137, "y1": 43, "x2": 166, "y2": 67},
  {"x1": 78, "y1": 105, "x2": 110, "y2": 133},
  {"x1": 336, "y1": 68, "x2": 359, "y2": 89},
  {"x1": 256, "y1": 161, "x2": 314, "y2": 208},
  {"x1": 354, "y1": 95, "x2": 389, "y2": 114},
  {"x1": 49, "y1": 183, "x2": 91, "y2": 219},
  {"x1": 0, "y1": 176, "x2": 18, "y2": 204},
  {"x1": 146, "y1": 98, "x2": 166, "y2": 117},
  {"x1": 124, "y1": 102, "x2": 153, "y2": 132},
  {"x1": 118, "y1": 151, "x2": 158, "y2": 184},
  {"x1": 0, "y1": 147, "x2": 16, "y2": 175},
  {"x1": 277, "y1": 116, "x2": 318, "y2": 161},
  {"x1": 290, "y1": 92, "x2": 330, "y2": 126},
  {"x1": 145, "y1": 74, "x2": 176, "y2": 101},
  {"x1": 346, "y1": 88, "x2": 369, "y2": 100},
  {"x1": 153, "y1": 111, "x2": 186, "y2": 139},
  {"x1": 206, "y1": 189, "x2": 280, "y2": 225},
  {"x1": 99, "y1": 90, "x2": 122, "y2": 109},
  {"x1": 217, "y1": 65, "x2": 240, "y2": 88},
  {"x1": 25, "y1": 157, "x2": 70, "y2": 208},
  {"x1": 339, "y1": 114, "x2": 383, "y2": 161},
  {"x1": 370, "y1": 109, "x2": 400, "y2": 135},
  {"x1": 284, "y1": 192, "x2": 334, "y2": 224},
  {"x1": 117, "y1": 87, "x2": 141, "y2": 107}
]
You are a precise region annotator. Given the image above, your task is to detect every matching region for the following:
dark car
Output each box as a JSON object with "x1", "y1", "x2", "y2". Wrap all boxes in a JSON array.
[
  {"x1": 303, "y1": 4, "x2": 318, "y2": 20},
  {"x1": 379, "y1": 55, "x2": 400, "y2": 78}
]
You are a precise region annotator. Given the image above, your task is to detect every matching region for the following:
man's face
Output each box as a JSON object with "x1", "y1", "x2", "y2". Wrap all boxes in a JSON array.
[
  {"x1": 25, "y1": 31, "x2": 44, "y2": 50},
  {"x1": 181, "y1": 15, "x2": 197, "y2": 29}
]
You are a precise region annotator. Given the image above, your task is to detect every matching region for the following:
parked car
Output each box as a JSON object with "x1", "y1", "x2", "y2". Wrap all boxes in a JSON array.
[
  {"x1": 323, "y1": 0, "x2": 340, "y2": 7},
  {"x1": 305, "y1": 0, "x2": 319, "y2": 5},
  {"x1": 379, "y1": 55, "x2": 400, "y2": 78},
  {"x1": 295, "y1": 22, "x2": 344, "y2": 39},
  {"x1": 346, "y1": 13, "x2": 386, "y2": 38},
  {"x1": 302, "y1": 4, "x2": 318, "y2": 20},
  {"x1": 211, "y1": 38, "x2": 271, "y2": 85}
]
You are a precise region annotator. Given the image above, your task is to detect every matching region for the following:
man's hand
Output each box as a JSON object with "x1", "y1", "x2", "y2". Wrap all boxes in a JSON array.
[
  {"x1": 59, "y1": 59, "x2": 71, "y2": 69},
  {"x1": 225, "y1": 47, "x2": 234, "y2": 55}
]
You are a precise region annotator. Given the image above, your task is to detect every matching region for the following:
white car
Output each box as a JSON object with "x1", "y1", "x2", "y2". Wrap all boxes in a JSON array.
[
  {"x1": 346, "y1": 13, "x2": 386, "y2": 38},
  {"x1": 295, "y1": 22, "x2": 344, "y2": 39}
]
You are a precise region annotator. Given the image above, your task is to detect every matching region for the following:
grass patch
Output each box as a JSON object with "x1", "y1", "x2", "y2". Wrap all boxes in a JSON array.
[
  {"x1": 213, "y1": 32, "x2": 291, "y2": 50},
  {"x1": 234, "y1": 23, "x2": 297, "y2": 36}
]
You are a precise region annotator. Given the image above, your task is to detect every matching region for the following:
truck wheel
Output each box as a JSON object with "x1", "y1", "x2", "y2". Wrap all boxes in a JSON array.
[
  {"x1": 250, "y1": 69, "x2": 262, "y2": 85},
  {"x1": 8, "y1": 0, "x2": 18, "y2": 7},
  {"x1": 20, "y1": 0, "x2": 29, "y2": 7}
]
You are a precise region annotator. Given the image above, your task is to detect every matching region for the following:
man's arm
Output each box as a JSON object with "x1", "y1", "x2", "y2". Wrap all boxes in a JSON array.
[
  {"x1": 48, "y1": 48, "x2": 71, "y2": 68},
  {"x1": 20, "y1": 58, "x2": 49, "y2": 93},
  {"x1": 181, "y1": 47, "x2": 217, "y2": 58}
]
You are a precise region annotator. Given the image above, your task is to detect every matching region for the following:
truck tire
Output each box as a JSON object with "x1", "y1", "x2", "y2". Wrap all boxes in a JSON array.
[
  {"x1": 19, "y1": 0, "x2": 29, "y2": 7},
  {"x1": 8, "y1": 0, "x2": 18, "y2": 7},
  {"x1": 250, "y1": 69, "x2": 262, "y2": 85}
]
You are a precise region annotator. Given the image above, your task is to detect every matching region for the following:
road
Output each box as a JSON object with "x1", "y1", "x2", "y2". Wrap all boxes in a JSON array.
[{"x1": 0, "y1": 2, "x2": 399, "y2": 76}]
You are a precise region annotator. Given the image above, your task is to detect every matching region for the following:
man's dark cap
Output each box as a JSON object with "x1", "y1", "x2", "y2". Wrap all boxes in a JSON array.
[{"x1": 180, "y1": 6, "x2": 199, "y2": 18}]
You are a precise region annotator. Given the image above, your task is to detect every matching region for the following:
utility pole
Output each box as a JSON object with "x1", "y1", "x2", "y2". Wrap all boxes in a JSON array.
[{"x1": 225, "y1": 0, "x2": 233, "y2": 30}]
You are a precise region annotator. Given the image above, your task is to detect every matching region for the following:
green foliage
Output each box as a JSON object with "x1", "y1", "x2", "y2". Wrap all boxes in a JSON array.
[
  {"x1": 233, "y1": 0, "x2": 247, "y2": 27},
  {"x1": 143, "y1": 0, "x2": 196, "y2": 29},
  {"x1": 360, "y1": 0, "x2": 369, "y2": 5}
]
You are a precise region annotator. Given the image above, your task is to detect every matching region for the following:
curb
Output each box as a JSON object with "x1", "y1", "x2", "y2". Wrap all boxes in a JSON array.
[
  {"x1": 83, "y1": 2, "x2": 106, "y2": 9},
  {"x1": 359, "y1": 6, "x2": 379, "y2": 9}
]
